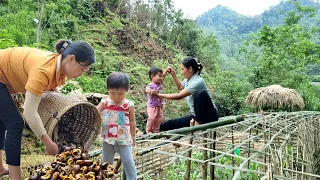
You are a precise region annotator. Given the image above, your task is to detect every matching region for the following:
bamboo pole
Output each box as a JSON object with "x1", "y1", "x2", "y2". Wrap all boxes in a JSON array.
[
  {"x1": 210, "y1": 131, "x2": 216, "y2": 180},
  {"x1": 296, "y1": 144, "x2": 299, "y2": 178},
  {"x1": 302, "y1": 144, "x2": 305, "y2": 180},
  {"x1": 232, "y1": 120, "x2": 299, "y2": 180},
  {"x1": 202, "y1": 132, "x2": 208, "y2": 180},
  {"x1": 291, "y1": 144, "x2": 294, "y2": 179},
  {"x1": 263, "y1": 115, "x2": 267, "y2": 173},
  {"x1": 136, "y1": 115, "x2": 245, "y2": 141},
  {"x1": 136, "y1": 135, "x2": 182, "y2": 156},
  {"x1": 185, "y1": 119, "x2": 195, "y2": 180},
  {"x1": 248, "y1": 129, "x2": 251, "y2": 169},
  {"x1": 150, "y1": 148, "x2": 317, "y2": 180},
  {"x1": 232, "y1": 126, "x2": 235, "y2": 176},
  {"x1": 213, "y1": 113, "x2": 300, "y2": 161}
]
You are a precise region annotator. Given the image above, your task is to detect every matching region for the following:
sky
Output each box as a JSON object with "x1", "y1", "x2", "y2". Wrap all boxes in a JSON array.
[{"x1": 172, "y1": 0, "x2": 281, "y2": 19}]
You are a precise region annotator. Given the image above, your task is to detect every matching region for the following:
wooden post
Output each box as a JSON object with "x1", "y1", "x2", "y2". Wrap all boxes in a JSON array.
[
  {"x1": 184, "y1": 119, "x2": 195, "y2": 180},
  {"x1": 210, "y1": 131, "x2": 216, "y2": 180},
  {"x1": 202, "y1": 132, "x2": 208, "y2": 180},
  {"x1": 248, "y1": 129, "x2": 251, "y2": 169},
  {"x1": 263, "y1": 116, "x2": 267, "y2": 173},
  {"x1": 232, "y1": 126, "x2": 235, "y2": 176}
]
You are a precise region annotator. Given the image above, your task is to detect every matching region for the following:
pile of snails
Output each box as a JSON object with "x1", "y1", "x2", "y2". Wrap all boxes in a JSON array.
[{"x1": 27, "y1": 146, "x2": 117, "y2": 180}]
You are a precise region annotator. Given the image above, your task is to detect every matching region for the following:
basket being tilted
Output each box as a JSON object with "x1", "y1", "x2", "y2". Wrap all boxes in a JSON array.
[{"x1": 36, "y1": 91, "x2": 101, "y2": 152}]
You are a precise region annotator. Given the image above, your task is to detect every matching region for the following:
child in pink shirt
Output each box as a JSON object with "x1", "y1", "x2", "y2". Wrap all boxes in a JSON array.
[{"x1": 145, "y1": 67, "x2": 168, "y2": 133}]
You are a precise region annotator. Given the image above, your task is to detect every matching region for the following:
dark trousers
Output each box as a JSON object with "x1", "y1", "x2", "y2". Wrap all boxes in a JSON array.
[
  {"x1": 0, "y1": 82, "x2": 24, "y2": 166},
  {"x1": 160, "y1": 89, "x2": 219, "y2": 131}
]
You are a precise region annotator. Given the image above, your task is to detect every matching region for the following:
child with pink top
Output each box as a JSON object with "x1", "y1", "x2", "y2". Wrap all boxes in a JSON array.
[{"x1": 145, "y1": 67, "x2": 168, "y2": 133}]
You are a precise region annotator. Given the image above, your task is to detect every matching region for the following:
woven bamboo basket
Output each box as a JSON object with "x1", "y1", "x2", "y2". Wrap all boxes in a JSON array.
[{"x1": 35, "y1": 91, "x2": 101, "y2": 152}]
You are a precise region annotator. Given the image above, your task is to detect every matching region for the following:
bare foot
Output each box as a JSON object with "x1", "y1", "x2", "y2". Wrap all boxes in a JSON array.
[{"x1": 0, "y1": 168, "x2": 9, "y2": 176}]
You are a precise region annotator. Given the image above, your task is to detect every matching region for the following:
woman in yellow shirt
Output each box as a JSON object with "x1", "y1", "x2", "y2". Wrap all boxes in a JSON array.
[{"x1": 0, "y1": 39, "x2": 95, "y2": 179}]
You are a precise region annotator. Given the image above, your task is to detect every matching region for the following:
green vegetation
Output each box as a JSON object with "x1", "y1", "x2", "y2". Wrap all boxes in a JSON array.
[
  {"x1": 162, "y1": 148, "x2": 262, "y2": 180},
  {"x1": 3, "y1": 0, "x2": 320, "y2": 179},
  {"x1": 1, "y1": 0, "x2": 320, "y2": 127}
]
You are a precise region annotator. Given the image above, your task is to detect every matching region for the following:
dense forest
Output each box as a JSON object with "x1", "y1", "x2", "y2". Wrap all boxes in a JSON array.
[
  {"x1": 1, "y1": 0, "x2": 320, "y2": 129},
  {"x1": 197, "y1": 0, "x2": 320, "y2": 71}
]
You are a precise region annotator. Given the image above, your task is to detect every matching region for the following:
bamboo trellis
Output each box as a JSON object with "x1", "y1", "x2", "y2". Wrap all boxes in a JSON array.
[
  {"x1": 122, "y1": 111, "x2": 320, "y2": 179},
  {"x1": 11, "y1": 92, "x2": 320, "y2": 179}
]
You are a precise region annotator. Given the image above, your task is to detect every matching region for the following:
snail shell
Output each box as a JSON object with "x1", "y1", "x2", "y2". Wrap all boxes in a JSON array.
[
  {"x1": 73, "y1": 164, "x2": 80, "y2": 174},
  {"x1": 52, "y1": 172, "x2": 60, "y2": 180},
  {"x1": 79, "y1": 166, "x2": 88, "y2": 174},
  {"x1": 67, "y1": 157, "x2": 75, "y2": 166},
  {"x1": 75, "y1": 174, "x2": 85, "y2": 179},
  {"x1": 81, "y1": 153, "x2": 89, "y2": 160},
  {"x1": 101, "y1": 162, "x2": 109, "y2": 170},
  {"x1": 84, "y1": 160, "x2": 93, "y2": 166},
  {"x1": 75, "y1": 160, "x2": 85, "y2": 166},
  {"x1": 40, "y1": 172, "x2": 51, "y2": 180},
  {"x1": 72, "y1": 149, "x2": 82, "y2": 157},
  {"x1": 85, "y1": 172, "x2": 95, "y2": 180},
  {"x1": 28, "y1": 173, "x2": 39, "y2": 180}
]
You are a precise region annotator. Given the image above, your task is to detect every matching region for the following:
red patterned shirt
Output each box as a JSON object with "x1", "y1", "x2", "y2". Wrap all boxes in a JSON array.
[{"x1": 100, "y1": 97, "x2": 134, "y2": 145}]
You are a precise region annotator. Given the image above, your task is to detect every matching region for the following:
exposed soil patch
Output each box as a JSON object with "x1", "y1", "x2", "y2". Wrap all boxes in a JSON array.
[{"x1": 112, "y1": 25, "x2": 175, "y2": 66}]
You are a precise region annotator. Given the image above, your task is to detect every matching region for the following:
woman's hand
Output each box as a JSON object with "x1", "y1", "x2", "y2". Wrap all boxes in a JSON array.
[
  {"x1": 146, "y1": 88, "x2": 156, "y2": 95},
  {"x1": 166, "y1": 66, "x2": 176, "y2": 76},
  {"x1": 45, "y1": 141, "x2": 59, "y2": 155},
  {"x1": 41, "y1": 134, "x2": 59, "y2": 155},
  {"x1": 152, "y1": 91, "x2": 159, "y2": 97}
]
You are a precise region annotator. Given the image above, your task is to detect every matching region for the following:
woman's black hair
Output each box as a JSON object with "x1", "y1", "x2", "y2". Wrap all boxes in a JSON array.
[
  {"x1": 148, "y1": 67, "x2": 163, "y2": 80},
  {"x1": 106, "y1": 72, "x2": 130, "y2": 91},
  {"x1": 55, "y1": 39, "x2": 96, "y2": 66},
  {"x1": 181, "y1": 57, "x2": 203, "y2": 75}
]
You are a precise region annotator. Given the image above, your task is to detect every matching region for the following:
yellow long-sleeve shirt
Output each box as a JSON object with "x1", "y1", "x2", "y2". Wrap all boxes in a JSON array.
[{"x1": 0, "y1": 47, "x2": 66, "y2": 96}]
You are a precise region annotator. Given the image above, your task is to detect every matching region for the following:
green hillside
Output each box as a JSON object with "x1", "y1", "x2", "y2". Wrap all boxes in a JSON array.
[
  {"x1": 2, "y1": 0, "x2": 320, "y2": 128},
  {"x1": 196, "y1": 0, "x2": 320, "y2": 70}
]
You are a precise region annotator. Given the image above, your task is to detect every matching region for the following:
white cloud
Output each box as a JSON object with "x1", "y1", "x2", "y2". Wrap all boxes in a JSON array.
[{"x1": 172, "y1": 0, "x2": 281, "y2": 19}]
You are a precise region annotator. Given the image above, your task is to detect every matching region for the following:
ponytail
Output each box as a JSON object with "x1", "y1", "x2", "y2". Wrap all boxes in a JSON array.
[
  {"x1": 181, "y1": 57, "x2": 203, "y2": 75},
  {"x1": 55, "y1": 39, "x2": 72, "y2": 54}
]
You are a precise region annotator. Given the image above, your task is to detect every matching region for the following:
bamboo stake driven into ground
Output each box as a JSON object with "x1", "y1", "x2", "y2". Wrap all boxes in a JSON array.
[{"x1": 185, "y1": 119, "x2": 195, "y2": 180}]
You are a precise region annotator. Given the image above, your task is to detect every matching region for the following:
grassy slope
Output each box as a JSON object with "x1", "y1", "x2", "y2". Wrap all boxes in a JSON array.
[
  {"x1": 73, "y1": 16, "x2": 191, "y2": 130},
  {"x1": 13, "y1": 15, "x2": 192, "y2": 178}
]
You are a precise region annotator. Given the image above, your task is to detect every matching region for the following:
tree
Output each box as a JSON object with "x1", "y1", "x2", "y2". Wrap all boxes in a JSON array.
[{"x1": 239, "y1": 0, "x2": 320, "y2": 110}]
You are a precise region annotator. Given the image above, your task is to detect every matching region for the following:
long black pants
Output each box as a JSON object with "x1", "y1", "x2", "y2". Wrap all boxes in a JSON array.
[
  {"x1": 160, "y1": 89, "x2": 219, "y2": 131},
  {"x1": 0, "y1": 82, "x2": 24, "y2": 166}
]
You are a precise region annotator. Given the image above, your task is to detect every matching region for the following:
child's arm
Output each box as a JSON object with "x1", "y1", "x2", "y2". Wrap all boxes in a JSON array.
[
  {"x1": 96, "y1": 102, "x2": 105, "y2": 112},
  {"x1": 129, "y1": 106, "x2": 136, "y2": 146},
  {"x1": 163, "y1": 68, "x2": 168, "y2": 79}
]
